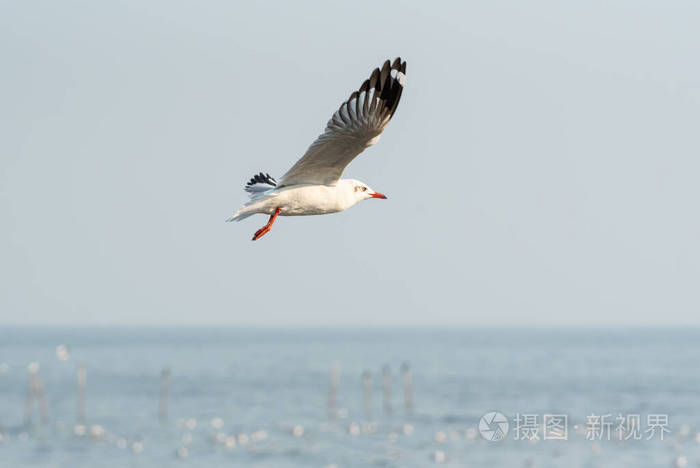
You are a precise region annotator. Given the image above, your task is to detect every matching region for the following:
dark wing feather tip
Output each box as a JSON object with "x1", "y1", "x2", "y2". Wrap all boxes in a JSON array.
[
  {"x1": 369, "y1": 68, "x2": 380, "y2": 90},
  {"x1": 245, "y1": 172, "x2": 277, "y2": 187}
]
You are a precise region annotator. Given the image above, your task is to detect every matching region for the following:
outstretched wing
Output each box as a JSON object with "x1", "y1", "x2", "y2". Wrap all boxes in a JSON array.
[{"x1": 277, "y1": 58, "x2": 407, "y2": 187}]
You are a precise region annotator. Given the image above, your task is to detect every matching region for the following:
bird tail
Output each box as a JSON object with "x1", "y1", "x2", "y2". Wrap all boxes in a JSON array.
[
  {"x1": 226, "y1": 191, "x2": 274, "y2": 223},
  {"x1": 226, "y1": 172, "x2": 277, "y2": 222},
  {"x1": 225, "y1": 212, "x2": 253, "y2": 222},
  {"x1": 225, "y1": 204, "x2": 256, "y2": 222}
]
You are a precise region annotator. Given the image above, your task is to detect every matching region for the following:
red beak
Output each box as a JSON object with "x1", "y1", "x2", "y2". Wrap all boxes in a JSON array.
[{"x1": 370, "y1": 192, "x2": 387, "y2": 199}]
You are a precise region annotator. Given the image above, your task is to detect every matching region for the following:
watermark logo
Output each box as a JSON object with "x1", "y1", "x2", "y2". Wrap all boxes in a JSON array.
[
  {"x1": 475, "y1": 411, "x2": 669, "y2": 442},
  {"x1": 479, "y1": 411, "x2": 509, "y2": 441}
]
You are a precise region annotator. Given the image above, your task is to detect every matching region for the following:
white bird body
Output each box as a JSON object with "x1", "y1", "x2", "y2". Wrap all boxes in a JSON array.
[
  {"x1": 231, "y1": 180, "x2": 374, "y2": 219},
  {"x1": 227, "y1": 57, "x2": 406, "y2": 240}
]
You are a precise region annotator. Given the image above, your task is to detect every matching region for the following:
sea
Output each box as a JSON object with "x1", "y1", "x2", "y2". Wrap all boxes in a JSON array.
[{"x1": 0, "y1": 326, "x2": 698, "y2": 467}]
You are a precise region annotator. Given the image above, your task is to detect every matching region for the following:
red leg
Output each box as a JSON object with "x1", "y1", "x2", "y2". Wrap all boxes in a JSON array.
[{"x1": 252, "y1": 206, "x2": 282, "y2": 241}]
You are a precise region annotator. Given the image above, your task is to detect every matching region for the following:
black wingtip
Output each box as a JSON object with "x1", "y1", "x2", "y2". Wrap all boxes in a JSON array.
[
  {"x1": 369, "y1": 67, "x2": 380, "y2": 91},
  {"x1": 370, "y1": 57, "x2": 406, "y2": 118},
  {"x1": 245, "y1": 172, "x2": 277, "y2": 188}
]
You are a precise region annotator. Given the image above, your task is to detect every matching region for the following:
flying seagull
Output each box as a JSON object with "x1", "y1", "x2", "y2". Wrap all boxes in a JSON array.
[{"x1": 227, "y1": 57, "x2": 407, "y2": 240}]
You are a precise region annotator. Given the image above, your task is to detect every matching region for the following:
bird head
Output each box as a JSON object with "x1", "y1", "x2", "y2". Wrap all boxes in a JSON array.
[{"x1": 349, "y1": 179, "x2": 387, "y2": 202}]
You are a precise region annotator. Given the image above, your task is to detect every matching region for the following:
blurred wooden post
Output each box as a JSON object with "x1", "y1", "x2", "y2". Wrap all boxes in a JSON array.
[
  {"x1": 400, "y1": 362, "x2": 413, "y2": 415},
  {"x1": 35, "y1": 377, "x2": 49, "y2": 425},
  {"x1": 159, "y1": 367, "x2": 170, "y2": 423},
  {"x1": 382, "y1": 364, "x2": 392, "y2": 415},
  {"x1": 24, "y1": 364, "x2": 37, "y2": 427},
  {"x1": 362, "y1": 370, "x2": 372, "y2": 420},
  {"x1": 327, "y1": 362, "x2": 339, "y2": 419},
  {"x1": 77, "y1": 362, "x2": 86, "y2": 424},
  {"x1": 24, "y1": 363, "x2": 48, "y2": 427}
]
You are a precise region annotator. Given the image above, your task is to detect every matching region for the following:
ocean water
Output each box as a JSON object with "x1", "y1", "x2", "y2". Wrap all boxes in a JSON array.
[{"x1": 0, "y1": 327, "x2": 699, "y2": 467}]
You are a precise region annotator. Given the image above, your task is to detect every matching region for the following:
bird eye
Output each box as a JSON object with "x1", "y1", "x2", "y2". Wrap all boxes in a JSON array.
[{"x1": 361, "y1": 187, "x2": 367, "y2": 192}]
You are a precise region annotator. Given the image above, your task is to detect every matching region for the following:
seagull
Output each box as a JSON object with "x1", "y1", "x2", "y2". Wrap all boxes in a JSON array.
[{"x1": 226, "y1": 57, "x2": 407, "y2": 240}]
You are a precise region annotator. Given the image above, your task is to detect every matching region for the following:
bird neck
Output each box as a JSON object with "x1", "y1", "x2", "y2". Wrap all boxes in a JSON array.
[{"x1": 336, "y1": 179, "x2": 362, "y2": 210}]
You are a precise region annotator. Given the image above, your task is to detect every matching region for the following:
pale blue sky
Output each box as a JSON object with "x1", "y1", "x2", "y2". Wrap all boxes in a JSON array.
[{"x1": 1, "y1": 1, "x2": 698, "y2": 325}]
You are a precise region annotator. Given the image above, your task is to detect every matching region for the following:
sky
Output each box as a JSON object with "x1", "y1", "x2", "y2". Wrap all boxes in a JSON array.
[{"x1": 1, "y1": 1, "x2": 698, "y2": 326}]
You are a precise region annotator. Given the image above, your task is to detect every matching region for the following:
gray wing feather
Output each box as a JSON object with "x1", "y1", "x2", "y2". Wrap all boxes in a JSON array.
[{"x1": 278, "y1": 58, "x2": 407, "y2": 187}]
